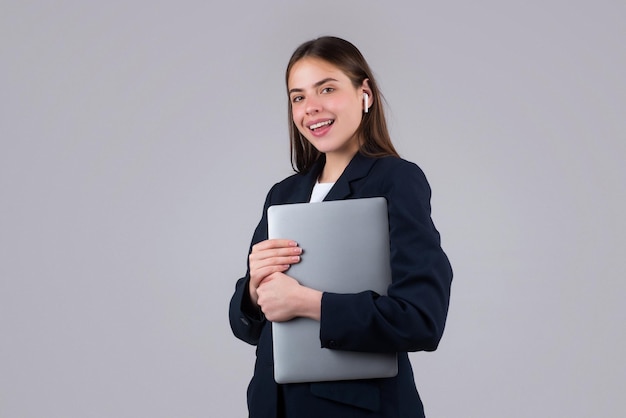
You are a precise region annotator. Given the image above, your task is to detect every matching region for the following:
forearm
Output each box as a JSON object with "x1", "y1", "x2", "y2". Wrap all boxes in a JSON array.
[
  {"x1": 319, "y1": 289, "x2": 448, "y2": 353},
  {"x1": 318, "y1": 252, "x2": 452, "y2": 353}
]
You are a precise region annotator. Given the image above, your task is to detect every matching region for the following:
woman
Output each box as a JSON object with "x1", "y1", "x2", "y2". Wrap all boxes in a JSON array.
[{"x1": 229, "y1": 36, "x2": 453, "y2": 418}]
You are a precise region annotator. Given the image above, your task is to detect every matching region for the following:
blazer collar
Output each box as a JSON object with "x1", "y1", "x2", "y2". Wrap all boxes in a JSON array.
[
  {"x1": 325, "y1": 152, "x2": 377, "y2": 200},
  {"x1": 291, "y1": 153, "x2": 377, "y2": 203},
  {"x1": 294, "y1": 153, "x2": 376, "y2": 201}
]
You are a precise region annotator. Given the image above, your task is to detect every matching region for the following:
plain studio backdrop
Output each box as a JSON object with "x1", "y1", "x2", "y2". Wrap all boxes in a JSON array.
[{"x1": 1, "y1": 1, "x2": 624, "y2": 417}]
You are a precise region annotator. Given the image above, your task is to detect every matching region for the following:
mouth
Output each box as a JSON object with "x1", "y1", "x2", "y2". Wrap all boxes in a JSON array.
[{"x1": 308, "y1": 119, "x2": 334, "y2": 131}]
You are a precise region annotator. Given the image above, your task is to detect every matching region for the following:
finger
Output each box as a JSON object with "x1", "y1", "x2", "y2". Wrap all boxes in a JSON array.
[
  {"x1": 250, "y1": 252, "x2": 301, "y2": 269},
  {"x1": 257, "y1": 271, "x2": 284, "y2": 286},
  {"x1": 250, "y1": 264, "x2": 290, "y2": 288},
  {"x1": 251, "y1": 239, "x2": 298, "y2": 253},
  {"x1": 249, "y1": 247, "x2": 302, "y2": 269}
]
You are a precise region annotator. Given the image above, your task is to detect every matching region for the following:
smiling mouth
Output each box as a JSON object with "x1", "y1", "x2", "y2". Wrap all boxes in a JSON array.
[{"x1": 309, "y1": 120, "x2": 334, "y2": 131}]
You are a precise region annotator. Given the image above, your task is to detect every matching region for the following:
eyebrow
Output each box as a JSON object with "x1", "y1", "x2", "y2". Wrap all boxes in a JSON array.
[{"x1": 288, "y1": 77, "x2": 339, "y2": 95}]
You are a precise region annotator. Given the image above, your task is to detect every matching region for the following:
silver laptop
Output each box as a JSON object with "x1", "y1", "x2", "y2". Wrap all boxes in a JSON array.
[{"x1": 267, "y1": 197, "x2": 398, "y2": 384}]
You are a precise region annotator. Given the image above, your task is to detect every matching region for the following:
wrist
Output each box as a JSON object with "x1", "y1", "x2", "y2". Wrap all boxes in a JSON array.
[{"x1": 298, "y1": 287, "x2": 322, "y2": 321}]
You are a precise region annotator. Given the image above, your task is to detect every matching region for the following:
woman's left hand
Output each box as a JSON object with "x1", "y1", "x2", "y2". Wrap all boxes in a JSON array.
[{"x1": 256, "y1": 272, "x2": 322, "y2": 322}]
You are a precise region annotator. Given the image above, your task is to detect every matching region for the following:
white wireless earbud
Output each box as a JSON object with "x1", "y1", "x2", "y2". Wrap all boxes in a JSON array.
[{"x1": 364, "y1": 93, "x2": 369, "y2": 113}]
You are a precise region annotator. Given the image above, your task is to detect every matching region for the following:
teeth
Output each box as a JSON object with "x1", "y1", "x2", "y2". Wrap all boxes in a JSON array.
[{"x1": 310, "y1": 120, "x2": 333, "y2": 130}]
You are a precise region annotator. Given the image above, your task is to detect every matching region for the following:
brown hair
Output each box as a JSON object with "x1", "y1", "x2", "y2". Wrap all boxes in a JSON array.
[{"x1": 286, "y1": 36, "x2": 399, "y2": 173}]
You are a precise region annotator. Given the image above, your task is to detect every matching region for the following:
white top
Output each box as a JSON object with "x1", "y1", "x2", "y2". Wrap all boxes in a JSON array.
[{"x1": 309, "y1": 181, "x2": 335, "y2": 203}]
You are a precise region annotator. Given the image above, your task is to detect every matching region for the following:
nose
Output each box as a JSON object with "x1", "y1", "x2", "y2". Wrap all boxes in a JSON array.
[{"x1": 305, "y1": 96, "x2": 321, "y2": 115}]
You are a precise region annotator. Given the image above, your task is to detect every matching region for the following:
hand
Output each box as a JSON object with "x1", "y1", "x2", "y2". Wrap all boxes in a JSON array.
[
  {"x1": 256, "y1": 272, "x2": 322, "y2": 322},
  {"x1": 248, "y1": 239, "x2": 302, "y2": 307}
]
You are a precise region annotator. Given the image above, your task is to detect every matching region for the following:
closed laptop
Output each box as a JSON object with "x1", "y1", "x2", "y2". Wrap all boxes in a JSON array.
[{"x1": 268, "y1": 197, "x2": 398, "y2": 384}]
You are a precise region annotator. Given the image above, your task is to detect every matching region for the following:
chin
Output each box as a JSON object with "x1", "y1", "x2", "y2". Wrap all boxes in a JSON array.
[{"x1": 311, "y1": 144, "x2": 338, "y2": 154}]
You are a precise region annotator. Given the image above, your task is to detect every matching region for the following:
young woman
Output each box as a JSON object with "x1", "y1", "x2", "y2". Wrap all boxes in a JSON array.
[{"x1": 229, "y1": 36, "x2": 453, "y2": 418}]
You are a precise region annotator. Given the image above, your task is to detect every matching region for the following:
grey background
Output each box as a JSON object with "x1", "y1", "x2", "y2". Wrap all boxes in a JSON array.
[{"x1": 1, "y1": 1, "x2": 624, "y2": 417}]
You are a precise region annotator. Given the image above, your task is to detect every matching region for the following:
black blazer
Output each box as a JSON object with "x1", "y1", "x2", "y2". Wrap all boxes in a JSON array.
[{"x1": 229, "y1": 153, "x2": 453, "y2": 418}]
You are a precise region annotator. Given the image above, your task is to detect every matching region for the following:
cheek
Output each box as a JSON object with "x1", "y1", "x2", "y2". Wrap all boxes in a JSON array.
[
  {"x1": 291, "y1": 109, "x2": 308, "y2": 135},
  {"x1": 291, "y1": 107, "x2": 304, "y2": 124},
  {"x1": 340, "y1": 99, "x2": 362, "y2": 123},
  {"x1": 335, "y1": 96, "x2": 359, "y2": 117}
]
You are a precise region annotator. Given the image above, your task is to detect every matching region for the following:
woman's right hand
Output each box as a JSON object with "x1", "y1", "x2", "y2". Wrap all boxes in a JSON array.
[{"x1": 248, "y1": 239, "x2": 301, "y2": 307}]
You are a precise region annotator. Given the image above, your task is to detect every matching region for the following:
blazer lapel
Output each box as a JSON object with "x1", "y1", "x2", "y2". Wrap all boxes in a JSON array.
[
  {"x1": 290, "y1": 159, "x2": 325, "y2": 203},
  {"x1": 324, "y1": 153, "x2": 377, "y2": 201}
]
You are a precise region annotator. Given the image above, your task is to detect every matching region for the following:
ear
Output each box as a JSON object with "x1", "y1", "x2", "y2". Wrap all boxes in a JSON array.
[{"x1": 361, "y1": 79, "x2": 373, "y2": 112}]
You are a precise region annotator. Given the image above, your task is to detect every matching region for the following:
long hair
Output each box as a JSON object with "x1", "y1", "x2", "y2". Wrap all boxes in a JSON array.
[{"x1": 285, "y1": 36, "x2": 399, "y2": 173}]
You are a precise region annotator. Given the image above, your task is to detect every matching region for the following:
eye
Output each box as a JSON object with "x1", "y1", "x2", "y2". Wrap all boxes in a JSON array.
[
  {"x1": 291, "y1": 95, "x2": 304, "y2": 103},
  {"x1": 321, "y1": 87, "x2": 335, "y2": 94}
]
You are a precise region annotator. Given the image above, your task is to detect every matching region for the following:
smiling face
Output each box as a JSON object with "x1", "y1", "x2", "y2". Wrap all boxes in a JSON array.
[{"x1": 287, "y1": 57, "x2": 371, "y2": 159}]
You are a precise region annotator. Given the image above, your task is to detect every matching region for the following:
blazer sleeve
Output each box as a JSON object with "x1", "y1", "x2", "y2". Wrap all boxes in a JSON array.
[
  {"x1": 319, "y1": 161, "x2": 453, "y2": 353},
  {"x1": 228, "y1": 187, "x2": 274, "y2": 345}
]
